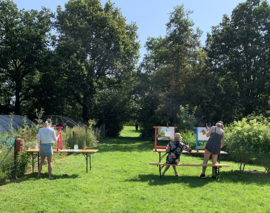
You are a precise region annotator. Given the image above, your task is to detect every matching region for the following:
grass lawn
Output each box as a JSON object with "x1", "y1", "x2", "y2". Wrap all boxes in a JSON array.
[{"x1": 0, "y1": 126, "x2": 270, "y2": 213}]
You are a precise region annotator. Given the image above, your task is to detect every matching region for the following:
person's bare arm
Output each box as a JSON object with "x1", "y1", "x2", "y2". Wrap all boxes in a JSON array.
[
  {"x1": 221, "y1": 133, "x2": 225, "y2": 148},
  {"x1": 206, "y1": 126, "x2": 213, "y2": 137}
]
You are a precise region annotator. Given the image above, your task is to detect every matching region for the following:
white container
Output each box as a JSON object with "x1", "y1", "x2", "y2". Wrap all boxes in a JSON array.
[
  {"x1": 35, "y1": 142, "x2": 39, "y2": 150},
  {"x1": 74, "y1": 144, "x2": 78, "y2": 151}
]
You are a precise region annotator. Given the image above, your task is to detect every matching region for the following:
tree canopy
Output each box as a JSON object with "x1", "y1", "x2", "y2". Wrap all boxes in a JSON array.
[
  {"x1": 1, "y1": 0, "x2": 270, "y2": 137},
  {"x1": 206, "y1": 0, "x2": 270, "y2": 123}
]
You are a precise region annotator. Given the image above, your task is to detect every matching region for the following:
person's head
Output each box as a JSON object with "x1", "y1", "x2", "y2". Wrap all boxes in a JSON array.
[
  {"x1": 45, "y1": 119, "x2": 52, "y2": 128},
  {"x1": 174, "y1": 133, "x2": 182, "y2": 141},
  {"x1": 216, "y1": 121, "x2": 224, "y2": 129}
]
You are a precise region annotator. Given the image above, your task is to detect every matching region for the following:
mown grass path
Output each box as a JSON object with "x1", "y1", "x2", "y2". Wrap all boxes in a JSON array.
[{"x1": 0, "y1": 126, "x2": 270, "y2": 212}]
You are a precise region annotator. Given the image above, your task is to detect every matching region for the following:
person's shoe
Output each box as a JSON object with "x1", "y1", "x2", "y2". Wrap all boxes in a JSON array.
[
  {"x1": 200, "y1": 173, "x2": 206, "y2": 179},
  {"x1": 175, "y1": 172, "x2": 179, "y2": 176},
  {"x1": 212, "y1": 175, "x2": 216, "y2": 180}
]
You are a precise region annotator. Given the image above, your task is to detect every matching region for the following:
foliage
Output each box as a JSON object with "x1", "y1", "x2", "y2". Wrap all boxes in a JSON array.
[
  {"x1": 0, "y1": 126, "x2": 270, "y2": 212},
  {"x1": 206, "y1": 0, "x2": 270, "y2": 123},
  {"x1": 15, "y1": 109, "x2": 45, "y2": 142},
  {"x1": 93, "y1": 89, "x2": 137, "y2": 137},
  {"x1": 225, "y1": 116, "x2": 270, "y2": 172},
  {"x1": 137, "y1": 5, "x2": 212, "y2": 138},
  {"x1": 179, "y1": 130, "x2": 196, "y2": 149},
  {"x1": 0, "y1": 0, "x2": 54, "y2": 115},
  {"x1": 177, "y1": 104, "x2": 199, "y2": 130},
  {"x1": 54, "y1": 0, "x2": 139, "y2": 122},
  {"x1": 62, "y1": 125, "x2": 99, "y2": 150}
]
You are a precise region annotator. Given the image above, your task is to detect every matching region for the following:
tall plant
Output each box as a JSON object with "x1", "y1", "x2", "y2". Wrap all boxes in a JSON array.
[
  {"x1": 177, "y1": 104, "x2": 199, "y2": 130},
  {"x1": 225, "y1": 116, "x2": 270, "y2": 172}
]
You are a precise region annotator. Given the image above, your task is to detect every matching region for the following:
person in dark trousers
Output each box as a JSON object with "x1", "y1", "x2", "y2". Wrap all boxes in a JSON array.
[{"x1": 135, "y1": 122, "x2": 139, "y2": 131}]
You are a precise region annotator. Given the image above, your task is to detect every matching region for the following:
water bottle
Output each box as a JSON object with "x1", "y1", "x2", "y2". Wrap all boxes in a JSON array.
[{"x1": 35, "y1": 142, "x2": 38, "y2": 150}]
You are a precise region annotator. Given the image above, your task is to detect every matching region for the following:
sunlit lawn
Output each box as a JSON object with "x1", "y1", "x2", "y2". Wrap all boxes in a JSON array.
[{"x1": 0, "y1": 126, "x2": 270, "y2": 212}]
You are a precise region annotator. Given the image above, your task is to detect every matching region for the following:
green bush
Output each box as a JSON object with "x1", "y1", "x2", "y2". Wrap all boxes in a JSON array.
[
  {"x1": 140, "y1": 114, "x2": 168, "y2": 140},
  {"x1": 62, "y1": 125, "x2": 99, "y2": 149},
  {"x1": 180, "y1": 130, "x2": 196, "y2": 149},
  {"x1": 176, "y1": 104, "x2": 199, "y2": 131},
  {"x1": 225, "y1": 116, "x2": 270, "y2": 172}
]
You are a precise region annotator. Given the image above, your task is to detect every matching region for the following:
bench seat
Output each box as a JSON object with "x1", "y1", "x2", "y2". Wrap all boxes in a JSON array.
[{"x1": 149, "y1": 162, "x2": 229, "y2": 167}]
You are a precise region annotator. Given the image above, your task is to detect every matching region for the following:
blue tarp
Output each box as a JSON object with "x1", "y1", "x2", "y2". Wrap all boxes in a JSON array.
[{"x1": 0, "y1": 115, "x2": 32, "y2": 134}]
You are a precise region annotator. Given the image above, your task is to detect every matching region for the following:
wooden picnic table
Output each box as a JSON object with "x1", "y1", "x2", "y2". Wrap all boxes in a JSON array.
[
  {"x1": 152, "y1": 148, "x2": 228, "y2": 179},
  {"x1": 26, "y1": 148, "x2": 98, "y2": 173},
  {"x1": 153, "y1": 148, "x2": 228, "y2": 154},
  {"x1": 153, "y1": 148, "x2": 227, "y2": 162}
]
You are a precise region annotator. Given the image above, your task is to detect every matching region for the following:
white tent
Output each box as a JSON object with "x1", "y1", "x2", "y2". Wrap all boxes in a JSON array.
[{"x1": 0, "y1": 115, "x2": 32, "y2": 133}]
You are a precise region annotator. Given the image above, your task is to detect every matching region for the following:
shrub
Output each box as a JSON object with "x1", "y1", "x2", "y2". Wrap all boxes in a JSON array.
[
  {"x1": 224, "y1": 116, "x2": 270, "y2": 172},
  {"x1": 62, "y1": 125, "x2": 99, "y2": 149},
  {"x1": 177, "y1": 104, "x2": 199, "y2": 131},
  {"x1": 180, "y1": 130, "x2": 196, "y2": 149}
]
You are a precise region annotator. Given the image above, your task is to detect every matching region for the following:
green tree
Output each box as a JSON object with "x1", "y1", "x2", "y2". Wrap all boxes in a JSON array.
[
  {"x1": 0, "y1": 0, "x2": 53, "y2": 115},
  {"x1": 206, "y1": 0, "x2": 270, "y2": 123},
  {"x1": 137, "y1": 5, "x2": 212, "y2": 137},
  {"x1": 55, "y1": 0, "x2": 139, "y2": 122}
]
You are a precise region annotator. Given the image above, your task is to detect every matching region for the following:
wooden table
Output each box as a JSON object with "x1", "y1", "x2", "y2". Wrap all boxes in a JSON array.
[
  {"x1": 152, "y1": 148, "x2": 228, "y2": 178},
  {"x1": 153, "y1": 148, "x2": 227, "y2": 162},
  {"x1": 26, "y1": 149, "x2": 98, "y2": 173}
]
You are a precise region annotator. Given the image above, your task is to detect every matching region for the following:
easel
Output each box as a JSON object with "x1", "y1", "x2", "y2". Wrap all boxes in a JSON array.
[
  {"x1": 153, "y1": 125, "x2": 177, "y2": 151},
  {"x1": 39, "y1": 126, "x2": 63, "y2": 151},
  {"x1": 193, "y1": 127, "x2": 208, "y2": 150}
]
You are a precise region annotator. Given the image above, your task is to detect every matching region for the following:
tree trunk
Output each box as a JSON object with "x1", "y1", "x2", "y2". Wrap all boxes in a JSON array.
[
  {"x1": 82, "y1": 94, "x2": 92, "y2": 122},
  {"x1": 15, "y1": 81, "x2": 21, "y2": 115},
  {"x1": 82, "y1": 104, "x2": 89, "y2": 122}
]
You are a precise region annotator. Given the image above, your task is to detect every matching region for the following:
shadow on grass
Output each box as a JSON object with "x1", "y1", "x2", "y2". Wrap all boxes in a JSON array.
[
  {"x1": 0, "y1": 173, "x2": 79, "y2": 186},
  {"x1": 125, "y1": 174, "x2": 212, "y2": 188},
  {"x1": 97, "y1": 137, "x2": 154, "y2": 152},
  {"x1": 221, "y1": 170, "x2": 270, "y2": 185},
  {"x1": 126, "y1": 171, "x2": 270, "y2": 187}
]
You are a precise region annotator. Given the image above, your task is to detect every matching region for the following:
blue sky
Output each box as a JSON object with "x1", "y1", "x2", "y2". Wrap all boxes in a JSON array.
[{"x1": 12, "y1": 0, "x2": 265, "y2": 60}]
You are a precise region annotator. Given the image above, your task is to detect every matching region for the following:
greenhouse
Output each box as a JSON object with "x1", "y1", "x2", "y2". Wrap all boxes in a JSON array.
[{"x1": 0, "y1": 115, "x2": 32, "y2": 134}]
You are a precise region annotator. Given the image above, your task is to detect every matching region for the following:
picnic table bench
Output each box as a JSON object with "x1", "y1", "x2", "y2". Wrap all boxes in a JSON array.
[
  {"x1": 26, "y1": 148, "x2": 98, "y2": 173},
  {"x1": 151, "y1": 148, "x2": 229, "y2": 179}
]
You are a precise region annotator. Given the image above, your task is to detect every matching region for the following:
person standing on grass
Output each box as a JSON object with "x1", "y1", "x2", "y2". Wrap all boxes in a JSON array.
[
  {"x1": 37, "y1": 119, "x2": 58, "y2": 179},
  {"x1": 135, "y1": 122, "x2": 139, "y2": 131},
  {"x1": 200, "y1": 121, "x2": 225, "y2": 180},
  {"x1": 162, "y1": 133, "x2": 192, "y2": 176}
]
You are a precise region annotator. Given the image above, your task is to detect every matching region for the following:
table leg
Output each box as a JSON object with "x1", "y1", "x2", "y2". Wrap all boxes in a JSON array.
[
  {"x1": 32, "y1": 152, "x2": 34, "y2": 173},
  {"x1": 86, "y1": 153, "x2": 88, "y2": 173},
  {"x1": 90, "y1": 154, "x2": 91, "y2": 171}
]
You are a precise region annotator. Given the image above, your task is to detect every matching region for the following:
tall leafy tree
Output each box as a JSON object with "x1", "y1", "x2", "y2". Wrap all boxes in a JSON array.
[
  {"x1": 138, "y1": 5, "x2": 212, "y2": 137},
  {"x1": 55, "y1": 0, "x2": 139, "y2": 122},
  {"x1": 206, "y1": 0, "x2": 270, "y2": 122},
  {"x1": 0, "y1": 0, "x2": 53, "y2": 115}
]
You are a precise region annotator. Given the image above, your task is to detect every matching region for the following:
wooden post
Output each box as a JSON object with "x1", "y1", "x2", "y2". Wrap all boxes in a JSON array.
[{"x1": 13, "y1": 140, "x2": 17, "y2": 179}]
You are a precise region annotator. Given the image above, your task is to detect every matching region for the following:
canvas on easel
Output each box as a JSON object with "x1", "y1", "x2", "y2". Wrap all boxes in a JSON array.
[
  {"x1": 153, "y1": 126, "x2": 177, "y2": 150},
  {"x1": 193, "y1": 127, "x2": 209, "y2": 150}
]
